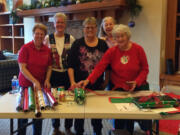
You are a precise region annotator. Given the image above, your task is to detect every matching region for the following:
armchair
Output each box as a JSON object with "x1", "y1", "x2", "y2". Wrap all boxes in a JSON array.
[{"x1": 0, "y1": 52, "x2": 19, "y2": 92}]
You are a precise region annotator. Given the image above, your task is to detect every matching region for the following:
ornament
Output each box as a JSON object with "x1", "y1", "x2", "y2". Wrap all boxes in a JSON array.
[{"x1": 128, "y1": 20, "x2": 135, "y2": 28}]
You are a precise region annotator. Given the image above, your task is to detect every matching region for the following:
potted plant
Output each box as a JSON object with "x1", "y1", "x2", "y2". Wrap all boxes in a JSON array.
[{"x1": 10, "y1": 9, "x2": 20, "y2": 24}]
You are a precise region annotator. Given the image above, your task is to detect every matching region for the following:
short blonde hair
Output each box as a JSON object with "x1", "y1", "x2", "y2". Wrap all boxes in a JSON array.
[
  {"x1": 53, "y1": 12, "x2": 67, "y2": 23},
  {"x1": 83, "y1": 17, "x2": 97, "y2": 27},
  {"x1": 112, "y1": 24, "x2": 131, "y2": 39},
  {"x1": 33, "y1": 23, "x2": 47, "y2": 35},
  {"x1": 98, "y1": 16, "x2": 116, "y2": 37}
]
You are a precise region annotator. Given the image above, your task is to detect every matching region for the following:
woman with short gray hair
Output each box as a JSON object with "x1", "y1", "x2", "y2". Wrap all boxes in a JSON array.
[
  {"x1": 53, "y1": 12, "x2": 67, "y2": 24},
  {"x1": 112, "y1": 24, "x2": 131, "y2": 39},
  {"x1": 44, "y1": 12, "x2": 75, "y2": 135}
]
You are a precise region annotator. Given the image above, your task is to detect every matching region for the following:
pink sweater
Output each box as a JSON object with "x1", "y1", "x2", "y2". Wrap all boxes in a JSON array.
[{"x1": 87, "y1": 42, "x2": 149, "y2": 90}]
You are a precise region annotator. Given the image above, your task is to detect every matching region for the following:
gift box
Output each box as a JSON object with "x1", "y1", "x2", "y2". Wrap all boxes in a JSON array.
[{"x1": 133, "y1": 95, "x2": 179, "y2": 109}]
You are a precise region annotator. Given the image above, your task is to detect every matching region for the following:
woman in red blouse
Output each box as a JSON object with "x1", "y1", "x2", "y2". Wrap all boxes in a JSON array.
[
  {"x1": 18, "y1": 23, "x2": 52, "y2": 135},
  {"x1": 79, "y1": 24, "x2": 151, "y2": 135}
]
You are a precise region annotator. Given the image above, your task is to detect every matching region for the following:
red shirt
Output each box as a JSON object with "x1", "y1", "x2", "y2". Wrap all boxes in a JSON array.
[
  {"x1": 88, "y1": 42, "x2": 149, "y2": 90},
  {"x1": 18, "y1": 41, "x2": 52, "y2": 87}
]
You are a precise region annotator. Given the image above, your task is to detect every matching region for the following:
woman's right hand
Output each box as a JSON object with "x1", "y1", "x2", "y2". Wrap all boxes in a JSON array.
[
  {"x1": 78, "y1": 79, "x2": 89, "y2": 89},
  {"x1": 33, "y1": 80, "x2": 41, "y2": 91}
]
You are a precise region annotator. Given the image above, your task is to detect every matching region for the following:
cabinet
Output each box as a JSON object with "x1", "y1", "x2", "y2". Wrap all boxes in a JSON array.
[
  {"x1": 160, "y1": 0, "x2": 180, "y2": 89},
  {"x1": 0, "y1": 12, "x2": 24, "y2": 54}
]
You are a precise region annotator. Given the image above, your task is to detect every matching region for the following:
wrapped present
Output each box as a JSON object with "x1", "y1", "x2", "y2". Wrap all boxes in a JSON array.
[{"x1": 133, "y1": 93, "x2": 179, "y2": 109}]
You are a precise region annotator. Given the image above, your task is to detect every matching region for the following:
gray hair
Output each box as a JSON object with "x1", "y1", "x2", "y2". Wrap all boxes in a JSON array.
[
  {"x1": 53, "y1": 12, "x2": 67, "y2": 23},
  {"x1": 112, "y1": 24, "x2": 131, "y2": 39},
  {"x1": 82, "y1": 17, "x2": 97, "y2": 27},
  {"x1": 98, "y1": 16, "x2": 116, "y2": 37}
]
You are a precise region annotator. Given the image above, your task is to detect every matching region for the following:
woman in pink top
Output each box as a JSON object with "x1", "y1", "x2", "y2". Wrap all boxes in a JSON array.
[
  {"x1": 98, "y1": 17, "x2": 117, "y2": 89},
  {"x1": 98, "y1": 16, "x2": 117, "y2": 48},
  {"x1": 79, "y1": 24, "x2": 152, "y2": 135}
]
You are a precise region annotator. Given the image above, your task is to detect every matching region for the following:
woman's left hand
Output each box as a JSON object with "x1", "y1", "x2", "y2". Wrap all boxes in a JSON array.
[
  {"x1": 126, "y1": 81, "x2": 137, "y2": 92},
  {"x1": 44, "y1": 79, "x2": 51, "y2": 89}
]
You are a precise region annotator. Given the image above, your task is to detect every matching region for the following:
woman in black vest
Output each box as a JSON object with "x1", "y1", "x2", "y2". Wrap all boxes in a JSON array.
[{"x1": 44, "y1": 12, "x2": 75, "y2": 135}]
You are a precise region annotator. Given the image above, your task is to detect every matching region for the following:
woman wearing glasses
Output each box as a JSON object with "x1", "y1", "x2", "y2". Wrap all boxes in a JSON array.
[{"x1": 68, "y1": 17, "x2": 108, "y2": 135}]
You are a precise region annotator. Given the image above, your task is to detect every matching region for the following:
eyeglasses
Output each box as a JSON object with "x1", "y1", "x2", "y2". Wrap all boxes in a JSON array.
[
  {"x1": 84, "y1": 26, "x2": 97, "y2": 30},
  {"x1": 34, "y1": 32, "x2": 45, "y2": 36},
  {"x1": 56, "y1": 22, "x2": 65, "y2": 25}
]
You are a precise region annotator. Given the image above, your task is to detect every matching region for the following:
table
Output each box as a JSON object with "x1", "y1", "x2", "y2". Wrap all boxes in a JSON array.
[
  {"x1": 0, "y1": 91, "x2": 179, "y2": 135},
  {"x1": 0, "y1": 91, "x2": 179, "y2": 119}
]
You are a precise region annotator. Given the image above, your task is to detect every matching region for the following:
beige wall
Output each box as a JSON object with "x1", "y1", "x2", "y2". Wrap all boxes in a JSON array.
[{"x1": 118, "y1": 0, "x2": 167, "y2": 90}]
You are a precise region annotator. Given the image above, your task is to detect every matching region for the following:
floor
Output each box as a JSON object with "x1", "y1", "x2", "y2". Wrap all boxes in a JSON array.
[{"x1": 0, "y1": 119, "x2": 147, "y2": 135}]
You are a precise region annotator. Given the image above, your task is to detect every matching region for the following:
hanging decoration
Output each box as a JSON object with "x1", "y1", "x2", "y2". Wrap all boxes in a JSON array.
[{"x1": 125, "y1": 0, "x2": 142, "y2": 28}]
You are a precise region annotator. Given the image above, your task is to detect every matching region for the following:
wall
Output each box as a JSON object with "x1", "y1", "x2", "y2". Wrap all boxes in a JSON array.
[
  {"x1": 118, "y1": 0, "x2": 167, "y2": 91},
  {"x1": 24, "y1": 17, "x2": 35, "y2": 43}
]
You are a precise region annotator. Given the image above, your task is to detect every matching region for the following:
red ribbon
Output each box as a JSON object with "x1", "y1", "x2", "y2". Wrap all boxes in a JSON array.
[
  {"x1": 164, "y1": 92, "x2": 180, "y2": 100},
  {"x1": 167, "y1": 107, "x2": 180, "y2": 114},
  {"x1": 138, "y1": 92, "x2": 161, "y2": 105},
  {"x1": 68, "y1": 87, "x2": 107, "y2": 96},
  {"x1": 84, "y1": 88, "x2": 107, "y2": 96}
]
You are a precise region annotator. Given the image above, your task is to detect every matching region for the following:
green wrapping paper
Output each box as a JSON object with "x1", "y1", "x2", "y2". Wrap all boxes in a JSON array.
[
  {"x1": 109, "y1": 97, "x2": 133, "y2": 103},
  {"x1": 28, "y1": 87, "x2": 35, "y2": 110}
]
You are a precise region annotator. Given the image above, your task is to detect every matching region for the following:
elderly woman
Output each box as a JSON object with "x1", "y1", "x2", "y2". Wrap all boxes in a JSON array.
[
  {"x1": 44, "y1": 12, "x2": 75, "y2": 135},
  {"x1": 79, "y1": 24, "x2": 151, "y2": 135},
  {"x1": 68, "y1": 17, "x2": 108, "y2": 135},
  {"x1": 17, "y1": 23, "x2": 52, "y2": 135},
  {"x1": 99, "y1": 16, "x2": 116, "y2": 48}
]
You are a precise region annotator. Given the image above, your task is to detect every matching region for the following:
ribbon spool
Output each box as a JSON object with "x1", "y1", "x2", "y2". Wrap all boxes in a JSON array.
[{"x1": 74, "y1": 88, "x2": 85, "y2": 105}]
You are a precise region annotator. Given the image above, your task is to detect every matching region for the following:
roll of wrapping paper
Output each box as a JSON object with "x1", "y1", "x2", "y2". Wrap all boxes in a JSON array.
[
  {"x1": 34, "y1": 89, "x2": 41, "y2": 117},
  {"x1": 16, "y1": 87, "x2": 24, "y2": 111},
  {"x1": 28, "y1": 87, "x2": 35, "y2": 110},
  {"x1": 42, "y1": 89, "x2": 50, "y2": 108},
  {"x1": 23, "y1": 88, "x2": 29, "y2": 112},
  {"x1": 44, "y1": 88, "x2": 58, "y2": 106},
  {"x1": 37, "y1": 90, "x2": 46, "y2": 110}
]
